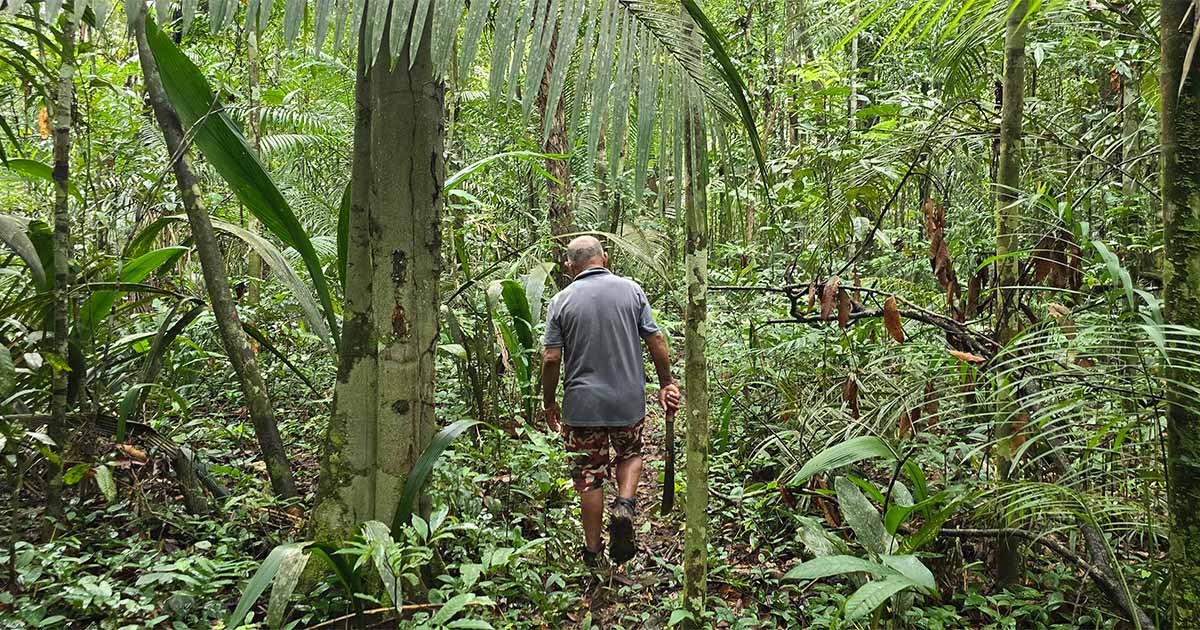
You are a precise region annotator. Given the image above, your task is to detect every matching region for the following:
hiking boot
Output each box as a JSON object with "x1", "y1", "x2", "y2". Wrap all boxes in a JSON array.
[
  {"x1": 608, "y1": 496, "x2": 637, "y2": 564},
  {"x1": 583, "y1": 542, "x2": 605, "y2": 569}
]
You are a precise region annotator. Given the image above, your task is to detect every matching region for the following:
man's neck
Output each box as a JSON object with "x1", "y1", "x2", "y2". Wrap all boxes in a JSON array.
[{"x1": 574, "y1": 265, "x2": 607, "y2": 278}]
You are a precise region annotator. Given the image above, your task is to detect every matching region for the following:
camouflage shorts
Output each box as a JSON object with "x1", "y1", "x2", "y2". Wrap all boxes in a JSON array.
[{"x1": 564, "y1": 420, "x2": 645, "y2": 493}]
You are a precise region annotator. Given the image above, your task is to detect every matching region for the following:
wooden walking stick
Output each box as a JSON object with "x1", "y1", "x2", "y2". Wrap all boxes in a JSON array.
[{"x1": 661, "y1": 408, "x2": 677, "y2": 513}]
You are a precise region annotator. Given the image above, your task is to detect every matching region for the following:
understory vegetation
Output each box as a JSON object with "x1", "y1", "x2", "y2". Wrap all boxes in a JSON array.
[{"x1": 2, "y1": 0, "x2": 1198, "y2": 627}]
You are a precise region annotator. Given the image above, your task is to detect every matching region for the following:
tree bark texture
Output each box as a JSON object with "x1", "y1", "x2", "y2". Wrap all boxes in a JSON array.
[
  {"x1": 681, "y1": 84, "x2": 710, "y2": 628},
  {"x1": 312, "y1": 0, "x2": 442, "y2": 539},
  {"x1": 1162, "y1": 0, "x2": 1200, "y2": 624},
  {"x1": 246, "y1": 30, "x2": 265, "y2": 304},
  {"x1": 993, "y1": 0, "x2": 1029, "y2": 586},
  {"x1": 134, "y1": 12, "x2": 297, "y2": 498},
  {"x1": 46, "y1": 15, "x2": 76, "y2": 519},
  {"x1": 535, "y1": 23, "x2": 575, "y2": 290}
]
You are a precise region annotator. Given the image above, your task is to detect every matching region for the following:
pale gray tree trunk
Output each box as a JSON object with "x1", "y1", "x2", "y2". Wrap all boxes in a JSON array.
[
  {"x1": 312, "y1": 0, "x2": 442, "y2": 538},
  {"x1": 46, "y1": 15, "x2": 76, "y2": 519},
  {"x1": 134, "y1": 11, "x2": 297, "y2": 498}
]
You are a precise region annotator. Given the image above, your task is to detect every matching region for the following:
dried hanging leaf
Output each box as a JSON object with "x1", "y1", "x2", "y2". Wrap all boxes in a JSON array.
[
  {"x1": 843, "y1": 374, "x2": 859, "y2": 419},
  {"x1": 948, "y1": 349, "x2": 985, "y2": 363},
  {"x1": 837, "y1": 289, "x2": 851, "y2": 329},
  {"x1": 806, "y1": 282, "x2": 816, "y2": 311},
  {"x1": 922, "y1": 381, "x2": 939, "y2": 426},
  {"x1": 820, "y1": 276, "x2": 839, "y2": 320},
  {"x1": 1008, "y1": 412, "x2": 1030, "y2": 450},
  {"x1": 809, "y1": 476, "x2": 841, "y2": 528},
  {"x1": 37, "y1": 108, "x2": 51, "y2": 138},
  {"x1": 883, "y1": 296, "x2": 904, "y2": 343},
  {"x1": 898, "y1": 409, "x2": 914, "y2": 439},
  {"x1": 923, "y1": 198, "x2": 960, "y2": 310},
  {"x1": 1032, "y1": 227, "x2": 1083, "y2": 291},
  {"x1": 1048, "y1": 302, "x2": 1077, "y2": 339}
]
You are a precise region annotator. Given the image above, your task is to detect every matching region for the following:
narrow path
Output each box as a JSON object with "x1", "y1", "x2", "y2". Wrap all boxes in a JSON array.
[{"x1": 571, "y1": 410, "x2": 687, "y2": 628}]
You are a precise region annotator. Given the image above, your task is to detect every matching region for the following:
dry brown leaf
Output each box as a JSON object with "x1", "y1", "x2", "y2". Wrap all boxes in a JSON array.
[
  {"x1": 820, "y1": 276, "x2": 840, "y2": 320},
  {"x1": 806, "y1": 282, "x2": 816, "y2": 311},
  {"x1": 843, "y1": 375, "x2": 860, "y2": 419},
  {"x1": 923, "y1": 198, "x2": 961, "y2": 309},
  {"x1": 37, "y1": 108, "x2": 50, "y2": 139},
  {"x1": 922, "y1": 381, "x2": 940, "y2": 426},
  {"x1": 883, "y1": 296, "x2": 905, "y2": 343},
  {"x1": 115, "y1": 443, "x2": 148, "y2": 463},
  {"x1": 949, "y1": 349, "x2": 986, "y2": 363},
  {"x1": 899, "y1": 409, "x2": 914, "y2": 439},
  {"x1": 837, "y1": 289, "x2": 851, "y2": 329}
]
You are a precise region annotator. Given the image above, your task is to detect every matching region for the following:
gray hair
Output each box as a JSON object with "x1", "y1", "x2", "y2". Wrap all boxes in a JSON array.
[{"x1": 566, "y1": 235, "x2": 605, "y2": 265}]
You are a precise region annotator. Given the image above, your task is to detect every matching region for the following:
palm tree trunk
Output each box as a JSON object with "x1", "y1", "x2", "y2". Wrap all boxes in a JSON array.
[
  {"x1": 133, "y1": 11, "x2": 297, "y2": 499},
  {"x1": 681, "y1": 82, "x2": 710, "y2": 629},
  {"x1": 994, "y1": 0, "x2": 1029, "y2": 586},
  {"x1": 46, "y1": 15, "x2": 76, "y2": 520},
  {"x1": 312, "y1": 0, "x2": 442, "y2": 537},
  {"x1": 537, "y1": 24, "x2": 574, "y2": 289},
  {"x1": 1162, "y1": 0, "x2": 1200, "y2": 624}
]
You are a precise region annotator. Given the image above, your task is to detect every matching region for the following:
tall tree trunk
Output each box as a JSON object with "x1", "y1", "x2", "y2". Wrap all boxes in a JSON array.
[
  {"x1": 245, "y1": 30, "x2": 265, "y2": 304},
  {"x1": 134, "y1": 12, "x2": 297, "y2": 498},
  {"x1": 993, "y1": 0, "x2": 1029, "y2": 586},
  {"x1": 536, "y1": 24, "x2": 575, "y2": 290},
  {"x1": 1162, "y1": 0, "x2": 1200, "y2": 624},
  {"x1": 681, "y1": 83, "x2": 710, "y2": 629},
  {"x1": 46, "y1": 15, "x2": 76, "y2": 520},
  {"x1": 312, "y1": 0, "x2": 442, "y2": 538}
]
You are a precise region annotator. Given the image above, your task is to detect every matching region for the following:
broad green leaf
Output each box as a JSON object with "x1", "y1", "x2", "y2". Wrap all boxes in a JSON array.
[
  {"x1": 78, "y1": 246, "x2": 189, "y2": 342},
  {"x1": 144, "y1": 18, "x2": 339, "y2": 350},
  {"x1": 430, "y1": 593, "x2": 474, "y2": 625},
  {"x1": 1093, "y1": 240, "x2": 1135, "y2": 311},
  {"x1": 63, "y1": 463, "x2": 90, "y2": 485},
  {"x1": 227, "y1": 543, "x2": 306, "y2": 629},
  {"x1": 844, "y1": 575, "x2": 918, "y2": 620},
  {"x1": 879, "y1": 554, "x2": 936, "y2": 593},
  {"x1": 0, "y1": 213, "x2": 47, "y2": 289},
  {"x1": 392, "y1": 420, "x2": 484, "y2": 531},
  {"x1": 783, "y1": 555, "x2": 895, "y2": 581},
  {"x1": 836, "y1": 476, "x2": 896, "y2": 555},
  {"x1": 3, "y1": 159, "x2": 81, "y2": 200},
  {"x1": 521, "y1": 262, "x2": 556, "y2": 326},
  {"x1": 792, "y1": 436, "x2": 896, "y2": 484},
  {"x1": 266, "y1": 546, "x2": 310, "y2": 628},
  {"x1": 94, "y1": 464, "x2": 116, "y2": 502}
]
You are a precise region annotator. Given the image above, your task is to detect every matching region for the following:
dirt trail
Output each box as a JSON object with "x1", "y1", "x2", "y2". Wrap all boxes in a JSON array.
[{"x1": 571, "y1": 410, "x2": 688, "y2": 628}]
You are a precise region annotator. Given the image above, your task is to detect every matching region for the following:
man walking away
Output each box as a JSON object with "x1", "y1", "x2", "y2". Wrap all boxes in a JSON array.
[{"x1": 542, "y1": 235, "x2": 681, "y2": 567}]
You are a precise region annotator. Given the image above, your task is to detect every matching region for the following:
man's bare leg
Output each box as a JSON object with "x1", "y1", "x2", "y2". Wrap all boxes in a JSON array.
[
  {"x1": 581, "y1": 488, "x2": 604, "y2": 552},
  {"x1": 616, "y1": 455, "x2": 643, "y2": 501}
]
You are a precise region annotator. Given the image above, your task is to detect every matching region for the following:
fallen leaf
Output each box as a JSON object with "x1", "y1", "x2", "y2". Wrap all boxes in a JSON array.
[
  {"x1": 883, "y1": 296, "x2": 905, "y2": 343},
  {"x1": 115, "y1": 443, "x2": 148, "y2": 463}
]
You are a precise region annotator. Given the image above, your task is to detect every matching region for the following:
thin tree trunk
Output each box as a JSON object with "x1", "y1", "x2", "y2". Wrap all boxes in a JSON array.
[
  {"x1": 1162, "y1": 0, "x2": 1200, "y2": 624},
  {"x1": 312, "y1": 0, "x2": 442, "y2": 536},
  {"x1": 681, "y1": 81, "x2": 710, "y2": 629},
  {"x1": 134, "y1": 11, "x2": 297, "y2": 498},
  {"x1": 46, "y1": 15, "x2": 76, "y2": 521},
  {"x1": 245, "y1": 30, "x2": 265, "y2": 304},
  {"x1": 993, "y1": 0, "x2": 1029, "y2": 586},
  {"x1": 536, "y1": 26, "x2": 575, "y2": 290}
]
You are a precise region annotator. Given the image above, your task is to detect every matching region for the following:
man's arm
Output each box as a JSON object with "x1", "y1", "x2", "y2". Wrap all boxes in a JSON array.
[
  {"x1": 645, "y1": 333, "x2": 681, "y2": 412},
  {"x1": 542, "y1": 346, "x2": 563, "y2": 431}
]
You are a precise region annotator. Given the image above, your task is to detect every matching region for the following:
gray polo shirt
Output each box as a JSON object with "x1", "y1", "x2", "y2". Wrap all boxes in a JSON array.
[{"x1": 543, "y1": 267, "x2": 660, "y2": 427}]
